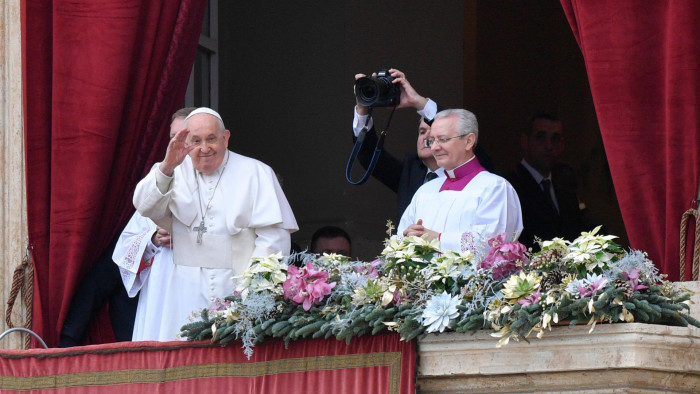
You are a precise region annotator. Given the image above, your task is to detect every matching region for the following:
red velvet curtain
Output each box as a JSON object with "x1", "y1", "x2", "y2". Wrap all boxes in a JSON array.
[
  {"x1": 22, "y1": 0, "x2": 207, "y2": 347},
  {"x1": 560, "y1": 1, "x2": 700, "y2": 280}
]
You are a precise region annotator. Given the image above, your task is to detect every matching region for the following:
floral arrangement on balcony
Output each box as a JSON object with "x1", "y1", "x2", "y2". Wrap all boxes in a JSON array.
[{"x1": 180, "y1": 226, "x2": 699, "y2": 357}]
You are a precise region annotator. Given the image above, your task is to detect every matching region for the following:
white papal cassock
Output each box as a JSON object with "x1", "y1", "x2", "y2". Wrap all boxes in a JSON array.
[
  {"x1": 128, "y1": 151, "x2": 298, "y2": 341},
  {"x1": 398, "y1": 157, "x2": 522, "y2": 255}
]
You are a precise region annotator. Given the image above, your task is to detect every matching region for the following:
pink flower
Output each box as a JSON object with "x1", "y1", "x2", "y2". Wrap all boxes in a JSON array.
[
  {"x1": 393, "y1": 288, "x2": 406, "y2": 304},
  {"x1": 283, "y1": 263, "x2": 336, "y2": 311},
  {"x1": 622, "y1": 269, "x2": 648, "y2": 292},
  {"x1": 478, "y1": 234, "x2": 529, "y2": 280},
  {"x1": 283, "y1": 265, "x2": 304, "y2": 299},
  {"x1": 353, "y1": 259, "x2": 381, "y2": 278},
  {"x1": 578, "y1": 275, "x2": 608, "y2": 297},
  {"x1": 518, "y1": 290, "x2": 541, "y2": 306},
  {"x1": 208, "y1": 298, "x2": 231, "y2": 312}
]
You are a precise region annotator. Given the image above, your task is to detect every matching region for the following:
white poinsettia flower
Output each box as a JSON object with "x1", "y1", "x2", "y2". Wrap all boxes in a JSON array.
[
  {"x1": 566, "y1": 227, "x2": 618, "y2": 268},
  {"x1": 391, "y1": 245, "x2": 418, "y2": 263},
  {"x1": 381, "y1": 236, "x2": 406, "y2": 255},
  {"x1": 403, "y1": 235, "x2": 425, "y2": 245},
  {"x1": 542, "y1": 237, "x2": 569, "y2": 251},
  {"x1": 454, "y1": 249, "x2": 476, "y2": 262},
  {"x1": 250, "y1": 276, "x2": 275, "y2": 292},
  {"x1": 249, "y1": 252, "x2": 286, "y2": 273},
  {"x1": 405, "y1": 235, "x2": 441, "y2": 250},
  {"x1": 429, "y1": 259, "x2": 459, "y2": 280},
  {"x1": 571, "y1": 226, "x2": 617, "y2": 244},
  {"x1": 234, "y1": 252, "x2": 288, "y2": 298},
  {"x1": 234, "y1": 275, "x2": 252, "y2": 291},
  {"x1": 271, "y1": 269, "x2": 287, "y2": 284},
  {"x1": 566, "y1": 243, "x2": 615, "y2": 272},
  {"x1": 421, "y1": 292, "x2": 461, "y2": 333},
  {"x1": 429, "y1": 250, "x2": 475, "y2": 282}
]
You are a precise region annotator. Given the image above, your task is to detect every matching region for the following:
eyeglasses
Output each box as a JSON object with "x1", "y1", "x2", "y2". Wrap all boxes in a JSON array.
[
  {"x1": 188, "y1": 134, "x2": 222, "y2": 148},
  {"x1": 424, "y1": 134, "x2": 463, "y2": 148}
]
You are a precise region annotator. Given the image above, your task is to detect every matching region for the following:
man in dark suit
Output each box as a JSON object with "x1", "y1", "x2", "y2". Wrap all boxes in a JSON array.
[
  {"x1": 59, "y1": 235, "x2": 138, "y2": 346},
  {"x1": 506, "y1": 113, "x2": 584, "y2": 250},
  {"x1": 352, "y1": 68, "x2": 492, "y2": 222}
]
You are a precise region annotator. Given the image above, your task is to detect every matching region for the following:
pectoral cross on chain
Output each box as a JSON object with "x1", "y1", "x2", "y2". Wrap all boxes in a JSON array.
[{"x1": 194, "y1": 220, "x2": 207, "y2": 244}]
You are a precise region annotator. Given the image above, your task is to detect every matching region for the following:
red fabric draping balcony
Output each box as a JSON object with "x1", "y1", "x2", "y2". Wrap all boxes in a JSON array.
[{"x1": 0, "y1": 334, "x2": 416, "y2": 393}]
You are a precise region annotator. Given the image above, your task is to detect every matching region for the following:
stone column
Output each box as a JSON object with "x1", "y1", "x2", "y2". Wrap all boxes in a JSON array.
[{"x1": 0, "y1": 0, "x2": 29, "y2": 350}]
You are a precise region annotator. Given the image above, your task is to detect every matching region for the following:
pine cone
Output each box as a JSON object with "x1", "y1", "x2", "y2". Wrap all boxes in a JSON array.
[
  {"x1": 529, "y1": 248, "x2": 565, "y2": 271},
  {"x1": 614, "y1": 278, "x2": 634, "y2": 299},
  {"x1": 540, "y1": 269, "x2": 564, "y2": 292}
]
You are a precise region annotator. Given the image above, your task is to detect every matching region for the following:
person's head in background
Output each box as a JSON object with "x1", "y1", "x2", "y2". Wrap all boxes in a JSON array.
[
  {"x1": 169, "y1": 107, "x2": 197, "y2": 137},
  {"x1": 309, "y1": 226, "x2": 352, "y2": 257},
  {"x1": 521, "y1": 112, "x2": 564, "y2": 177}
]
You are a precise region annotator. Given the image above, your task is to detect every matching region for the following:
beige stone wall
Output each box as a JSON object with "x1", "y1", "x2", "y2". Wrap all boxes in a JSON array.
[
  {"x1": 417, "y1": 322, "x2": 700, "y2": 393},
  {"x1": 416, "y1": 284, "x2": 700, "y2": 392},
  {"x1": 0, "y1": 0, "x2": 29, "y2": 350}
]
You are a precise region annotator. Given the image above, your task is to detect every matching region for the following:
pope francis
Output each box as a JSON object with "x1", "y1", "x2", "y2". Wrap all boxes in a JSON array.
[{"x1": 132, "y1": 107, "x2": 298, "y2": 340}]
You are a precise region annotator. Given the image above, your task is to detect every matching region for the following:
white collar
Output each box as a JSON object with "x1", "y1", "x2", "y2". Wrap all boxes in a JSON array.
[
  {"x1": 444, "y1": 155, "x2": 476, "y2": 178},
  {"x1": 427, "y1": 167, "x2": 445, "y2": 176},
  {"x1": 521, "y1": 159, "x2": 551, "y2": 184}
]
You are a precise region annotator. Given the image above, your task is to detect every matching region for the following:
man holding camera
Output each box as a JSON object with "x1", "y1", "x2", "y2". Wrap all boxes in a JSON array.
[
  {"x1": 352, "y1": 68, "x2": 493, "y2": 222},
  {"x1": 352, "y1": 68, "x2": 443, "y2": 222}
]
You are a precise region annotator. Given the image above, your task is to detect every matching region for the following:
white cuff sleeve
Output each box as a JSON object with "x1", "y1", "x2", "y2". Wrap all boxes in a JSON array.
[
  {"x1": 352, "y1": 106, "x2": 374, "y2": 137},
  {"x1": 154, "y1": 165, "x2": 174, "y2": 195},
  {"x1": 254, "y1": 227, "x2": 292, "y2": 256},
  {"x1": 142, "y1": 238, "x2": 161, "y2": 261},
  {"x1": 417, "y1": 98, "x2": 438, "y2": 122}
]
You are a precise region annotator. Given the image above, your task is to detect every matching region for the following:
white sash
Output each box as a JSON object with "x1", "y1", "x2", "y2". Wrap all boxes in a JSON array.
[{"x1": 172, "y1": 224, "x2": 256, "y2": 270}]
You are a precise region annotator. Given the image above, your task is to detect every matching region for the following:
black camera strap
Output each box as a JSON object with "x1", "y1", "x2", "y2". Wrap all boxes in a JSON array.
[{"x1": 345, "y1": 106, "x2": 396, "y2": 185}]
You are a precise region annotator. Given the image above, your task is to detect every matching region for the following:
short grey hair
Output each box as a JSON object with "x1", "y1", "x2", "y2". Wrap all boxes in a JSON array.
[
  {"x1": 171, "y1": 107, "x2": 197, "y2": 122},
  {"x1": 434, "y1": 109, "x2": 479, "y2": 144}
]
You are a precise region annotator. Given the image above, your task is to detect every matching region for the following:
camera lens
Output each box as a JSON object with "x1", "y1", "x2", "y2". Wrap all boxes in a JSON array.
[
  {"x1": 355, "y1": 77, "x2": 381, "y2": 107},
  {"x1": 360, "y1": 85, "x2": 377, "y2": 100},
  {"x1": 354, "y1": 70, "x2": 400, "y2": 108}
]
